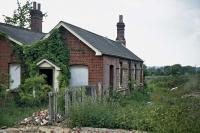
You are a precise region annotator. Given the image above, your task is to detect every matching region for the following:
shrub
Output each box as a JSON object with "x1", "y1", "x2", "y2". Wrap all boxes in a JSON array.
[
  {"x1": 0, "y1": 71, "x2": 8, "y2": 107},
  {"x1": 66, "y1": 75, "x2": 200, "y2": 133},
  {"x1": 0, "y1": 71, "x2": 8, "y2": 92},
  {"x1": 0, "y1": 72, "x2": 46, "y2": 127},
  {"x1": 68, "y1": 99, "x2": 119, "y2": 128},
  {"x1": 150, "y1": 75, "x2": 189, "y2": 88},
  {"x1": 17, "y1": 75, "x2": 51, "y2": 106}
]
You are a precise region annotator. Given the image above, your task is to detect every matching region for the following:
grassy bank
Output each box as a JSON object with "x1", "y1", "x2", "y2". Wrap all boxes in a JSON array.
[
  {"x1": 0, "y1": 93, "x2": 45, "y2": 127},
  {"x1": 67, "y1": 74, "x2": 200, "y2": 133}
]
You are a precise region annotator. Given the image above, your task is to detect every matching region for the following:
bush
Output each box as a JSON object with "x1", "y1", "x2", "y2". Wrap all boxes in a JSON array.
[
  {"x1": 68, "y1": 99, "x2": 120, "y2": 128},
  {"x1": 17, "y1": 75, "x2": 51, "y2": 106},
  {"x1": 0, "y1": 72, "x2": 46, "y2": 127},
  {"x1": 150, "y1": 75, "x2": 189, "y2": 88},
  {"x1": 0, "y1": 71, "x2": 8, "y2": 91},
  {"x1": 0, "y1": 71, "x2": 9, "y2": 107},
  {"x1": 67, "y1": 75, "x2": 200, "y2": 133},
  {"x1": 67, "y1": 98, "x2": 152, "y2": 130}
]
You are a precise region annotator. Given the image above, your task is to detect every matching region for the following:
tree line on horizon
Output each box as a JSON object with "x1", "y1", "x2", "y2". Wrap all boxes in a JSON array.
[{"x1": 145, "y1": 64, "x2": 200, "y2": 76}]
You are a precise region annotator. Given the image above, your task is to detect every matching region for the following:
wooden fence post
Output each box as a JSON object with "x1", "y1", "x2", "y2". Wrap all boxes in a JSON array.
[
  {"x1": 64, "y1": 89, "x2": 69, "y2": 117},
  {"x1": 97, "y1": 82, "x2": 102, "y2": 98},
  {"x1": 53, "y1": 92, "x2": 57, "y2": 122},
  {"x1": 48, "y1": 91, "x2": 58, "y2": 124},
  {"x1": 81, "y1": 86, "x2": 84, "y2": 103},
  {"x1": 72, "y1": 89, "x2": 76, "y2": 105},
  {"x1": 48, "y1": 92, "x2": 53, "y2": 124}
]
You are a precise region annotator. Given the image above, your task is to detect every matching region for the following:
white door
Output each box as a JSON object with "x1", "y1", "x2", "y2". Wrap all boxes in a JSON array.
[
  {"x1": 9, "y1": 64, "x2": 21, "y2": 89},
  {"x1": 70, "y1": 66, "x2": 88, "y2": 87}
]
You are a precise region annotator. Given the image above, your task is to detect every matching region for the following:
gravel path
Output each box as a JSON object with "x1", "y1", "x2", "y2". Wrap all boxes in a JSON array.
[{"x1": 3, "y1": 126, "x2": 147, "y2": 133}]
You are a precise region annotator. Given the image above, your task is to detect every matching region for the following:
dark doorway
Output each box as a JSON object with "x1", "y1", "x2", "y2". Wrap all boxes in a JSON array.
[
  {"x1": 39, "y1": 69, "x2": 53, "y2": 87},
  {"x1": 109, "y1": 65, "x2": 114, "y2": 89}
]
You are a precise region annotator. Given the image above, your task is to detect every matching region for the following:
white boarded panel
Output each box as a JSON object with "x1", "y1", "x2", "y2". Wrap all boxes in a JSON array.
[
  {"x1": 70, "y1": 66, "x2": 88, "y2": 87},
  {"x1": 9, "y1": 64, "x2": 21, "y2": 89}
]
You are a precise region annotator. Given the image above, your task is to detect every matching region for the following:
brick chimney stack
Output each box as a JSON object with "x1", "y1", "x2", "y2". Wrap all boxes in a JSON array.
[
  {"x1": 30, "y1": 2, "x2": 43, "y2": 32},
  {"x1": 116, "y1": 15, "x2": 126, "y2": 46}
]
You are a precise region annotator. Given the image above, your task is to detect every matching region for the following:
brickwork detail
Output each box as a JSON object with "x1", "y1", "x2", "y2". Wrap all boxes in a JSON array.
[
  {"x1": 0, "y1": 39, "x2": 18, "y2": 74},
  {"x1": 0, "y1": 29, "x2": 144, "y2": 93},
  {"x1": 63, "y1": 30, "x2": 103, "y2": 86}
]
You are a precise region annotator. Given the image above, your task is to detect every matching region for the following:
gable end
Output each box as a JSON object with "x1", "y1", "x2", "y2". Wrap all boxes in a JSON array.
[{"x1": 43, "y1": 22, "x2": 102, "y2": 56}]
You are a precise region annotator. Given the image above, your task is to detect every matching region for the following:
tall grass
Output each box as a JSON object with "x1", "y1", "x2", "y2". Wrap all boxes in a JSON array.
[
  {"x1": 0, "y1": 92, "x2": 45, "y2": 127},
  {"x1": 67, "y1": 74, "x2": 200, "y2": 133}
]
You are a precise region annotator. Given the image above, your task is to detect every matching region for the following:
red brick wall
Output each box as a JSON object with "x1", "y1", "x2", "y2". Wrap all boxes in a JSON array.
[
  {"x1": 103, "y1": 56, "x2": 119, "y2": 90},
  {"x1": 0, "y1": 38, "x2": 18, "y2": 74},
  {"x1": 64, "y1": 30, "x2": 103, "y2": 86}
]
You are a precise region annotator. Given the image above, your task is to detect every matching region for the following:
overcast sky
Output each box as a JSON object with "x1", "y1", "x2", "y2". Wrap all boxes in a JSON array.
[{"x1": 0, "y1": 0, "x2": 199, "y2": 67}]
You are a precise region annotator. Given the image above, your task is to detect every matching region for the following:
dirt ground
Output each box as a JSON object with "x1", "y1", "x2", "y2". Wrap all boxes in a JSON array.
[{"x1": 2, "y1": 126, "x2": 147, "y2": 133}]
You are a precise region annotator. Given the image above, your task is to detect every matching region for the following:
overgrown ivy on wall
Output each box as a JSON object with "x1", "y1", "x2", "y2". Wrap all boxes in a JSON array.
[{"x1": 12, "y1": 29, "x2": 70, "y2": 89}]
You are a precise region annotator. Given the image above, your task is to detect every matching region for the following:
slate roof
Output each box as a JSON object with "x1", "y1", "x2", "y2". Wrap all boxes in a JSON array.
[
  {"x1": 0, "y1": 22, "x2": 45, "y2": 44},
  {"x1": 0, "y1": 21, "x2": 143, "y2": 62},
  {"x1": 61, "y1": 21, "x2": 143, "y2": 62}
]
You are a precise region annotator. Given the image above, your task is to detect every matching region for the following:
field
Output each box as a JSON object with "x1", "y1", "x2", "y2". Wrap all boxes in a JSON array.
[
  {"x1": 67, "y1": 74, "x2": 200, "y2": 133},
  {"x1": 0, "y1": 74, "x2": 200, "y2": 133}
]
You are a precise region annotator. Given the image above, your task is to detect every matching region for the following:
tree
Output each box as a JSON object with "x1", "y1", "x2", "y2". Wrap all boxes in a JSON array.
[
  {"x1": 171, "y1": 64, "x2": 183, "y2": 75},
  {"x1": 3, "y1": 0, "x2": 32, "y2": 28},
  {"x1": 183, "y1": 66, "x2": 196, "y2": 75},
  {"x1": 163, "y1": 66, "x2": 171, "y2": 75},
  {"x1": 143, "y1": 64, "x2": 149, "y2": 76}
]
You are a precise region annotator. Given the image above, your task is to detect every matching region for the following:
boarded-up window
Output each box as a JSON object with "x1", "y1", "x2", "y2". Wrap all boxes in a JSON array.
[
  {"x1": 9, "y1": 64, "x2": 21, "y2": 89},
  {"x1": 70, "y1": 65, "x2": 88, "y2": 87}
]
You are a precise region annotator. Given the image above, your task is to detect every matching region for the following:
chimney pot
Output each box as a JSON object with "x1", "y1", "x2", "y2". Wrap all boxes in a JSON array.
[
  {"x1": 119, "y1": 15, "x2": 123, "y2": 23},
  {"x1": 33, "y1": 2, "x2": 36, "y2": 10},
  {"x1": 116, "y1": 15, "x2": 126, "y2": 46},
  {"x1": 38, "y1": 3, "x2": 41, "y2": 11},
  {"x1": 30, "y1": 2, "x2": 43, "y2": 32}
]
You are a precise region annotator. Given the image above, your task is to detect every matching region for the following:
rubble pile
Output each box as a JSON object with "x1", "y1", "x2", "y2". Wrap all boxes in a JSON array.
[{"x1": 19, "y1": 109, "x2": 62, "y2": 126}]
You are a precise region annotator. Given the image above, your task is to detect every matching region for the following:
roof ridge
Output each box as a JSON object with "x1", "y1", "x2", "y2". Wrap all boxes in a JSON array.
[
  {"x1": 0, "y1": 22, "x2": 45, "y2": 34},
  {"x1": 59, "y1": 21, "x2": 143, "y2": 62},
  {"x1": 61, "y1": 21, "x2": 119, "y2": 44}
]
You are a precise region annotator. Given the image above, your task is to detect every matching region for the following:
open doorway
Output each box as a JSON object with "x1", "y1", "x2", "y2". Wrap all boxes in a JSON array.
[{"x1": 39, "y1": 68, "x2": 53, "y2": 87}]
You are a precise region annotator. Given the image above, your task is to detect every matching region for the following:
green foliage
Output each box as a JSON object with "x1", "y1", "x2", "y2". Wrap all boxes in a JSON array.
[
  {"x1": 0, "y1": 71, "x2": 8, "y2": 92},
  {"x1": 11, "y1": 29, "x2": 70, "y2": 89},
  {"x1": 23, "y1": 29, "x2": 70, "y2": 89},
  {"x1": 3, "y1": 0, "x2": 32, "y2": 28},
  {"x1": 0, "y1": 73, "x2": 46, "y2": 127},
  {"x1": 147, "y1": 64, "x2": 197, "y2": 76},
  {"x1": 17, "y1": 75, "x2": 51, "y2": 106},
  {"x1": 149, "y1": 75, "x2": 189, "y2": 88},
  {"x1": 171, "y1": 64, "x2": 183, "y2": 75},
  {"x1": 57, "y1": 93, "x2": 65, "y2": 115},
  {"x1": 67, "y1": 75, "x2": 200, "y2": 133},
  {"x1": 10, "y1": 29, "x2": 70, "y2": 106},
  {"x1": 11, "y1": 42, "x2": 29, "y2": 81},
  {"x1": 0, "y1": 92, "x2": 45, "y2": 127},
  {"x1": 144, "y1": 102, "x2": 200, "y2": 133},
  {"x1": 0, "y1": 31, "x2": 8, "y2": 39},
  {"x1": 68, "y1": 100, "x2": 119, "y2": 129},
  {"x1": 0, "y1": 71, "x2": 9, "y2": 107},
  {"x1": 143, "y1": 64, "x2": 148, "y2": 76}
]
